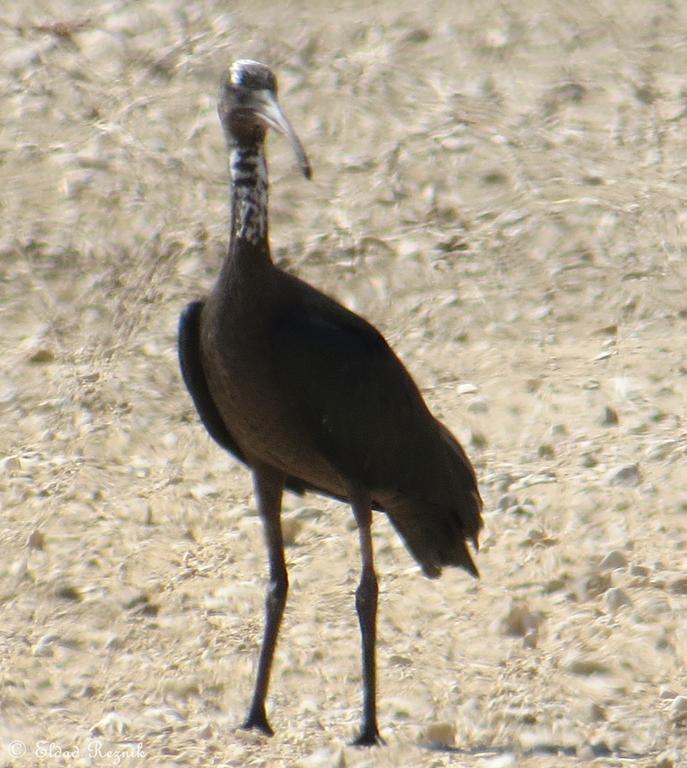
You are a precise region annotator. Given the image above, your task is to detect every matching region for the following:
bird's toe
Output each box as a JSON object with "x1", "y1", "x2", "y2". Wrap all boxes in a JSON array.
[
  {"x1": 241, "y1": 709, "x2": 274, "y2": 737},
  {"x1": 351, "y1": 727, "x2": 385, "y2": 747}
]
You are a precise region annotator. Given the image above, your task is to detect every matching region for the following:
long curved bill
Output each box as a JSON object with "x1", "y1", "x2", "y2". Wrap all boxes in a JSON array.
[{"x1": 251, "y1": 90, "x2": 312, "y2": 179}]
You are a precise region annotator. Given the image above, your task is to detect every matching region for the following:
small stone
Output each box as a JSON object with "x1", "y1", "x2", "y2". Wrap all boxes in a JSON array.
[
  {"x1": 470, "y1": 430, "x2": 488, "y2": 449},
  {"x1": 599, "y1": 550, "x2": 628, "y2": 570},
  {"x1": 587, "y1": 702, "x2": 607, "y2": 722},
  {"x1": 295, "y1": 748, "x2": 346, "y2": 768},
  {"x1": 291, "y1": 506, "x2": 323, "y2": 521},
  {"x1": 669, "y1": 577, "x2": 687, "y2": 595},
  {"x1": 497, "y1": 493, "x2": 518, "y2": 511},
  {"x1": 457, "y1": 382, "x2": 479, "y2": 395},
  {"x1": 543, "y1": 577, "x2": 566, "y2": 594},
  {"x1": 28, "y1": 346, "x2": 55, "y2": 364},
  {"x1": 27, "y1": 529, "x2": 45, "y2": 550},
  {"x1": 496, "y1": 602, "x2": 543, "y2": 638},
  {"x1": 54, "y1": 583, "x2": 82, "y2": 601},
  {"x1": 599, "y1": 406, "x2": 619, "y2": 426},
  {"x1": 33, "y1": 633, "x2": 60, "y2": 657},
  {"x1": 281, "y1": 516, "x2": 303, "y2": 546},
  {"x1": 538, "y1": 443, "x2": 554, "y2": 458},
  {"x1": 580, "y1": 452, "x2": 598, "y2": 467},
  {"x1": 656, "y1": 748, "x2": 681, "y2": 768},
  {"x1": 507, "y1": 503, "x2": 536, "y2": 518},
  {"x1": 605, "y1": 587, "x2": 632, "y2": 612},
  {"x1": 565, "y1": 655, "x2": 610, "y2": 675},
  {"x1": 1, "y1": 44, "x2": 43, "y2": 72},
  {"x1": 522, "y1": 528, "x2": 558, "y2": 547},
  {"x1": 161, "y1": 675, "x2": 200, "y2": 699},
  {"x1": 493, "y1": 473, "x2": 516, "y2": 491},
  {"x1": 105, "y1": 635, "x2": 122, "y2": 651},
  {"x1": 480, "y1": 754, "x2": 516, "y2": 768},
  {"x1": 420, "y1": 721, "x2": 456, "y2": 747},
  {"x1": 467, "y1": 396, "x2": 489, "y2": 414},
  {"x1": 90, "y1": 711, "x2": 130, "y2": 736},
  {"x1": 669, "y1": 695, "x2": 687, "y2": 724},
  {"x1": 2, "y1": 455, "x2": 21, "y2": 473},
  {"x1": 190, "y1": 482, "x2": 220, "y2": 500},
  {"x1": 605, "y1": 464, "x2": 641, "y2": 487},
  {"x1": 577, "y1": 572, "x2": 612, "y2": 599}
]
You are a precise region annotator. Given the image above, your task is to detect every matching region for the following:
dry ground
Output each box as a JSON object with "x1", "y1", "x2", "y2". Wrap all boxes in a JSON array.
[{"x1": 1, "y1": 1, "x2": 687, "y2": 766}]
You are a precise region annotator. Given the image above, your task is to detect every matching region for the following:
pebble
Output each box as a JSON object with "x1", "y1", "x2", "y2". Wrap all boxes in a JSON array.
[
  {"x1": 190, "y1": 482, "x2": 220, "y2": 500},
  {"x1": 506, "y1": 503, "x2": 536, "y2": 518},
  {"x1": 1, "y1": 44, "x2": 43, "y2": 72},
  {"x1": 599, "y1": 550, "x2": 628, "y2": 570},
  {"x1": 580, "y1": 452, "x2": 598, "y2": 467},
  {"x1": 27, "y1": 529, "x2": 45, "y2": 550},
  {"x1": 537, "y1": 443, "x2": 554, "y2": 458},
  {"x1": 564, "y1": 655, "x2": 610, "y2": 675},
  {"x1": 576, "y1": 572, "x2": 612, "y2": 600},
  {"x1": 281, "y1": 516, "x2": 303, "y2": 546},
  {"x1": 599, "y1": 406, "x2": 619, "y2": 426},
  {"x1": 457, "y1": 382, "x2": 479, "y2": 395},
  {"x1": 291, "y1": 506, "x2": 324, "y2": 521},
  {"x1": 669, "y1": 695, "x2": 687, "y2": 724},
  {"x1": 53, "y1": 583, "x2": 82, "y2": 601},
  {"x1": 492, "y1": 473, "x2": 516, "y2": 491},
  {"x1": 33, "y1": 633, "x2": 60, "y2": 657},
  {"x1": 479, "y1": 754, "x2": 516, "y2": 768},
  {"x1": 604, "y1": 464, "x2": 641, "y2": 487},
  {"x1": 467, "y1": 396, "x2": 489, "y2": 413},
  {"x1": 420, "y1": 720, "x2": 456, "y2": 747},
  {"x1": 470, "y1": 429, "x2": 488, "y2": 449},
  {"x1": 669, "y1": 576, "x2": 687, "y2": 595},
  {"x1": 295, "y1": 748, "x2": 346, "y2": 768},
  {"x1": 90, "y1": 711, "x2": 130, "y2": 736},
  {"x1": 497, "y1": 493, "x2": 518, "y2": 511},
  {"x1": 160, "y1": 676, "x2": 200, "y2": 699},
  {"x1": 496, "y1": 601, "x2": 543, "y2": 639},
  {"x1": 27, "y1": 345, "x2": 56, "y2": 364},
  {"x1": 605, "y1": 587, "x2": 632, "y2": 612},
  {"x1": 656, "y1": 749, "x2": 683, "y2": 768}
]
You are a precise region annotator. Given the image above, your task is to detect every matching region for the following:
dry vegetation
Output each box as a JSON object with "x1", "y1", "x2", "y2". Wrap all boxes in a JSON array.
[{"x1": 1, "y1": 1, "x2": 687, "y2": 766}]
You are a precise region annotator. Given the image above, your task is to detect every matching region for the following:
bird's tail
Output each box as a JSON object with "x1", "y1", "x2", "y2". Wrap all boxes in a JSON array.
[{"x1": 383, "y1": 489, "x2": 482, "y2": 579}]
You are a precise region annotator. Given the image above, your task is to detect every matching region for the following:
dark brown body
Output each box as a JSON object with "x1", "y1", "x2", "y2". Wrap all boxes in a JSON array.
[{"x1": 178, "y1": 59, "x2": 482, "y2": 746}]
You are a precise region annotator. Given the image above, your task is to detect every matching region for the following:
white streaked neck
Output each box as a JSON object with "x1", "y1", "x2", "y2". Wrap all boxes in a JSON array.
[{"x1": 230, "y1": 146, "x2": 268, "y2": 246}]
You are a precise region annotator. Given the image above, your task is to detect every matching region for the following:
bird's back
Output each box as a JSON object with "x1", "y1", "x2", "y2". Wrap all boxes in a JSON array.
[{"x1": 269, "y1": 270, "x2": 483, "y2": 577}]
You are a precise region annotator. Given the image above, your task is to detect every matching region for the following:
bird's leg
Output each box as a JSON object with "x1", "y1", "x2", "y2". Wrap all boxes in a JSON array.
[
  {"x1": 350, "y1": 489, "x2": 385, "y2": 747},
  {"x1": 242, "y1": 464, "x2": 287, "y2": 737}
]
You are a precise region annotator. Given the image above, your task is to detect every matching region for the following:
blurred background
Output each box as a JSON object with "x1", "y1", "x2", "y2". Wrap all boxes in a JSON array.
[{"x1": 1, "y1": 2, "x2": 686, "y2": 766}]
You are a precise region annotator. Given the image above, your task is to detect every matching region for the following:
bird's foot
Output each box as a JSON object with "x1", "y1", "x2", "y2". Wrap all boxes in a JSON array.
[
  {"x1": 241, "y1": 706, "x2": 274, "y2": 737},
  {"x1": 351, "y1": 725, "x2": 385, "y2": 747}
]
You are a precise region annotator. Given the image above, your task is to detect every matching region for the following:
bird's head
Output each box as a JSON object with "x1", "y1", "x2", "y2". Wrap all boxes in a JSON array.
[{"x1": 219, "y1": 60, "x2": 311, "y2": 179}]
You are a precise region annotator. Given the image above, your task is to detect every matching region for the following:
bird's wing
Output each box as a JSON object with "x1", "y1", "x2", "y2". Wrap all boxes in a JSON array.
[
  {"x1": 178, "y1": 300, "x2": 331, "y2": 499},
  {"x1": 269, "y1": 283, "x2": 474, "y2": 504},
  {"x1": 179, "y1": 301, "x2": 249, "y2": 462}
]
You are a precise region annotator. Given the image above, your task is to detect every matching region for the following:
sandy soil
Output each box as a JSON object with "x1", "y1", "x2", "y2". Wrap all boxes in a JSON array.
[{"x1": 2, "y1": 1, "x2": 687, "y2": 766}]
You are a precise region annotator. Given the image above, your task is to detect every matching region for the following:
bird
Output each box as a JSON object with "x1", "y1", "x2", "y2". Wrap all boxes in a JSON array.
[{"x1": 178, "y1": 59, "x2": 483, "y2": 747}]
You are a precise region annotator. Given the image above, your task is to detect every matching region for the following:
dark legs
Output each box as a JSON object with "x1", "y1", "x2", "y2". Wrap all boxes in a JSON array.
[
  {"x1": 242, "y1": 465, "x2": 287, "y2": 736},
  {"x1": 350, "y1": 490, "x2": 384, "y2": 746}
]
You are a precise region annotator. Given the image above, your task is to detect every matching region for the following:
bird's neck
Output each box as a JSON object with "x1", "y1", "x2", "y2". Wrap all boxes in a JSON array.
[
  {"x1": 228, "y1": 145, "x2": 271, "y2": 261},
  {"x1": 215, "y1": 144, "x2": 274, "y2": 306}
]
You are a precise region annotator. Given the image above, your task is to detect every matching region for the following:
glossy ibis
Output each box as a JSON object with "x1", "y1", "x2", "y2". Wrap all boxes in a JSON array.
[{"x1": 178, "y1": 60, "x2": 483, "y2": 746}]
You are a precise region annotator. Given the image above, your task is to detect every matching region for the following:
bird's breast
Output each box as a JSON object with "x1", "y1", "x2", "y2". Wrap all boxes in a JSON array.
[{"x1": 200, "y1": 300, "x2": 346, "y2": 493}]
